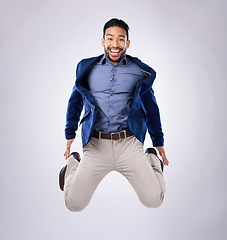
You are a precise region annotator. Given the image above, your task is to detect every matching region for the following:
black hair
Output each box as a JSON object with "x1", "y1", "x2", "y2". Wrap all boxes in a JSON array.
[{"x1": 103, "y1": 18, "x2": 130, "y2": 39}]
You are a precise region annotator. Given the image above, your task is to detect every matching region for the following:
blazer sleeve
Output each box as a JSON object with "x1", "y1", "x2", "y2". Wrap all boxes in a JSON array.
[
  {"x1": 140, "y1": 88, "x2": 164, "y2": 147},
  {"x1": 65, "y1": 63, "x2": 84, "y2": 140}
]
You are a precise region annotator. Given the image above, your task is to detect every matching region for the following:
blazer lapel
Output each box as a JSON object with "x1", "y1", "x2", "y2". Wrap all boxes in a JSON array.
[{"x1": 76, "y1": 55, "x2": 103, "y2": 84}]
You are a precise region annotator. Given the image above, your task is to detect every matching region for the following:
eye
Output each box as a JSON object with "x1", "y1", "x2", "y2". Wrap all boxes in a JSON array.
[
  {"x1": 119, "y1": 38, "x2": 125, "y2": 42},
  {"x1": 107, "y1": 38, "x2": 113, "y2": 41}
]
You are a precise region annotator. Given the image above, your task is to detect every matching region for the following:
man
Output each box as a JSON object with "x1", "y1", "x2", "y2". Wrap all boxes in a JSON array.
[{"x1": 60, "y1": 18, "x2": 169, "y2": 212}]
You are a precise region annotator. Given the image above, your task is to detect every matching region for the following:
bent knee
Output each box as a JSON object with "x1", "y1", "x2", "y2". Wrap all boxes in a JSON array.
[
  {"x1": 143, "y1": 199, "x2": 163, "y2": 208},
  {"x1": 65, "y1": 198, "x2": 88, "y2": 212},
  {"x1": 141, "y1": 191, "x2": 165, "y2": 208}
]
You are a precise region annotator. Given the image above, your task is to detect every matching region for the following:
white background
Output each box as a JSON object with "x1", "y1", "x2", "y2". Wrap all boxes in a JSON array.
[{"x1": 1, "y1": 0, "x2": 227, "y2": 239}]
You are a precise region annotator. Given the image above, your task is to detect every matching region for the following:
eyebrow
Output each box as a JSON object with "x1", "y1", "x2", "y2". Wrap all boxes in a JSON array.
[{"x1": 106, "y1": 34, "x2": 126, "y2": 38}]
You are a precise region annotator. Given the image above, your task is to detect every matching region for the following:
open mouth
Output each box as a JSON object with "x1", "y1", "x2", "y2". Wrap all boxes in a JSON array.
[
  {"x1": 109, "y1": 48, "x2": 121, "y2": 57},
  {"x1": 110, "y1": 49, "x2": 120, "y2": 53}
]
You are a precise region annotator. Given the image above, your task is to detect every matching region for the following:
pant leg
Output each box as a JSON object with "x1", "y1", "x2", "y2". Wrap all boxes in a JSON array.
[
  {"x1": 146, "y1": 150, "x2": 166, "y2": 199},
  {"x1": 64, "y1": 137, "x2": 113, "y2": 212},
  {"x1": 113, "y1": 136, "x2": 166, "y2": 208}
]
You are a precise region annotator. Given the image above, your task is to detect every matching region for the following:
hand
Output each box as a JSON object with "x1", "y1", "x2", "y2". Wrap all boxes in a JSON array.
[
  {"x1": 63, "y1": 139, "x2": 74, "y2": 160},
  {"x1": 156, "y1": 146, "x2": 169, "y2": 166}
]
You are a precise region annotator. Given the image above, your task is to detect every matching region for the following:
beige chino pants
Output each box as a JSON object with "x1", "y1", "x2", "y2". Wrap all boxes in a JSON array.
[{"x1": 64, "y1": 135, "x2": 165, "y2": 212}]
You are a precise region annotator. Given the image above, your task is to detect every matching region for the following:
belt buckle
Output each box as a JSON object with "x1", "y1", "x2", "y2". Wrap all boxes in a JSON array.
[{"x1": 111, "y1": 132, "x2": 121, "y2": 141}]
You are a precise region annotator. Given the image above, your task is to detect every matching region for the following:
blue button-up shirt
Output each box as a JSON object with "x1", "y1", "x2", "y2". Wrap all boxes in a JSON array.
[{"x1": 87, "y1": 55, "x2": 145, "y2": 133}]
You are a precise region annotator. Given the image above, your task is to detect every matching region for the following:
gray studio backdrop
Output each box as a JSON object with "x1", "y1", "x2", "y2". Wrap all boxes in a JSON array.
[{"x1": 1, "y1": 0, "x2": 227, "y2": 239}]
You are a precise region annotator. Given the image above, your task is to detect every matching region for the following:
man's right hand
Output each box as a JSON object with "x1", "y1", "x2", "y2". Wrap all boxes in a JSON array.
[{"x1": 63, "y1": 139, "x2": 74, "y2": 160}]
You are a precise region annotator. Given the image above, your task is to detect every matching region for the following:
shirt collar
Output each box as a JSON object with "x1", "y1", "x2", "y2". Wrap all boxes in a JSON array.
[{"x1": 100, "y1": 55, "x2": 128, "y2": 66}]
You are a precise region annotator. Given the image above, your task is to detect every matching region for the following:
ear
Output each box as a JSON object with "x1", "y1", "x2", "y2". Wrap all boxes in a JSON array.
[
  {"x1": 101, "y1": 38, "x2": 105, "y2": 47},
  {"x1": 126, "y1": 40, "x2": 130, "y2": 49}
]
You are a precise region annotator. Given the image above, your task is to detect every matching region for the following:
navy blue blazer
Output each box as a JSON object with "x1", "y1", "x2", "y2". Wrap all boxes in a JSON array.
[{"x1": 65, "y1": 54, "x2": 164, "y2": 147}]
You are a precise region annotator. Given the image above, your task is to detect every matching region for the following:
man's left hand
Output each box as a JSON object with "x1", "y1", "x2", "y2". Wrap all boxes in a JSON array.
[{"x1": 156, "y1": 146, "x2": 169, "y2": 166}]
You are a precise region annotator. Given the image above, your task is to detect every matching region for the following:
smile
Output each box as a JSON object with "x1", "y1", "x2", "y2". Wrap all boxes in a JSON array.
[{"x1": 110, "y1": 49, "x2": 121, "y2": 53}]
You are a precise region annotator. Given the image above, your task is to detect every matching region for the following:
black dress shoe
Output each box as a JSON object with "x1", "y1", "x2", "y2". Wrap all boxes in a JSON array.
[
  {"x1": 145, "y1": 148, "x2": 164, "y2": 172},
  {"x1": 69, "y1": 152, "x2": 81, "y2": 162},
  {"x1": 59, "y1": 165, "x2": 67, "y2": 191},
  {"x1": 59, "y1": 152, "x2": 81, "y2": 191}
]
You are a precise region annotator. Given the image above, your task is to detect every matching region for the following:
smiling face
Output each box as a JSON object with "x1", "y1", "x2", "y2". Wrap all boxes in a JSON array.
[{"x1": 102, "y1": 26, "x2": 130, "y2": 65}]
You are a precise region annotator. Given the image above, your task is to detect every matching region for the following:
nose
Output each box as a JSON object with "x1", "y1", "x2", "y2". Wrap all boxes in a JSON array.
[{"x1": 112, "y1": 39, "x2": 118, "y2": 47}]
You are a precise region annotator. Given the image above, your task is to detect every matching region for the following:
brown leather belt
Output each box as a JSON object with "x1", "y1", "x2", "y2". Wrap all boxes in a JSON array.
[{"x1": 92, "y1": 129, "x2": 133, "y2": 141}]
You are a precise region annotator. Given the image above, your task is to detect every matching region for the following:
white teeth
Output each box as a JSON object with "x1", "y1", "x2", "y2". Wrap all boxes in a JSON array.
[{"x1": 110, "y1": 49, "x2": 120, "y2": 53}]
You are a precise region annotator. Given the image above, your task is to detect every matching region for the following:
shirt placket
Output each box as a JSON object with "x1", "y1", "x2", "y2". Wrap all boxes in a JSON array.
[{"x1": 109, "y1": 66, "x2": 117, "y2": 127}]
